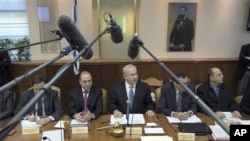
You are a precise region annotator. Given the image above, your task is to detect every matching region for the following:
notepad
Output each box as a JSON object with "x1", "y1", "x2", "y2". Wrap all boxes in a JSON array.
[{"x1": 166, "y1": 115, "x2": 201, "y2": 123}]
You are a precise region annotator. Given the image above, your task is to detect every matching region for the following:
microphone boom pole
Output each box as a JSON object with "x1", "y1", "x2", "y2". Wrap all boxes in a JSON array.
[{"x1": 133, "y1": 38, "x2": 230, "y2": 135}]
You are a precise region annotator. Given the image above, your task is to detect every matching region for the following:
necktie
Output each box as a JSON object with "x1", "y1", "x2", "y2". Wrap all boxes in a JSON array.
[
  {"x1": 37, "y1": 97, "x2": 43, "y2": 116},
  {"x1": 214, "y1": 87, "x2": 220, "y2": 98},
  {"x1": 83, "y1": 91, "x2": 88, "y2": 113},
  {"x1": 176, "y1": 92, "x2": 182, "y2": 112},
  {"x1": 129, "y1": 86, "x2": 134, "y2": 110}
]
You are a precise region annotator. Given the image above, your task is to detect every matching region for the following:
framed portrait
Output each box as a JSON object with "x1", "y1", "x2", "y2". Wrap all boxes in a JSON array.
[{"x1": 167, "y1": 3, "x2": 197, "y2": 52}]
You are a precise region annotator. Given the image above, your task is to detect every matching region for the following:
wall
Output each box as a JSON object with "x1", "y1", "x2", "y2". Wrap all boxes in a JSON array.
[{"x1": 26, "y1": 0, "x2": 250, "y2": 60}]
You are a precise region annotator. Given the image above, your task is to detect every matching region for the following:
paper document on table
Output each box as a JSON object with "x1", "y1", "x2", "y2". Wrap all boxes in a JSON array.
[
  {"x1": 144, "y1": 127, "x2": 165, "y2": 134},
  {"x1": 140, "y1": 135, "x2": 173, "y2": 141},
  {"x1": 110, "y1": 114, "x2": 145, "y2": 125},
  {"x1": 41, "y1": 129, "x2": 64, "y2": 141},
  {"x1": 221, "y1": 112, "x2": 241, "y2": 124},
  {"x1": 166, "y1": 115, "x2": 201, "y2": 123},
  {"x1": 239, "y1": 120, "x2": 250, "y2": 125},
  {"x1": 54, "y1": 120, "x2": 67, "y2": 128},
  {"x1": 21, "y1": 120, "x2": 41, "y2": 127},
  {"x1": 209, "y1": 125, "x2": 229, "y2": 141}
]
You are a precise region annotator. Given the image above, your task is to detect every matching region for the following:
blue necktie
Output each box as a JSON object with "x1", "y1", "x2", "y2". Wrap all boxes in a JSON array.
[
  {"x1": 214, "y1": 87, "x2": 220, "y2": 98},
  {"x1": 129, "y1": 86, "x2": 134, "y2": 110}
]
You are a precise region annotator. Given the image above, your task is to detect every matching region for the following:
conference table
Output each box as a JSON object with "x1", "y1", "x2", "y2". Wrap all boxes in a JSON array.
[{"x1": 1, "y1": 112, "x2": 248, "y2": 141}]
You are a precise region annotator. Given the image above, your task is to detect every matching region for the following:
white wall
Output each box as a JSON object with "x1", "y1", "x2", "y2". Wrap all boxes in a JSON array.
[{"x1": 28, "y1": 0, "x2": 250, "y2": 60}]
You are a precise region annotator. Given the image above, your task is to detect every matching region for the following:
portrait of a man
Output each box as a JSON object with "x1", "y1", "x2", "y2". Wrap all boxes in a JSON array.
[{"x1": 168, "y1": 3, "x2": 197, "y2": 52}]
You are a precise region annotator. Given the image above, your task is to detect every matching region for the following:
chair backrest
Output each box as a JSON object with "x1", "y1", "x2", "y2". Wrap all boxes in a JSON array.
[
  {"x1": 154, "y1": 87, "x2": 162, "y2": 112},
  {"x1": 141, "y1": 77, "x2": 163, "y2": 87},
  {"x1": 234, "y1": 95, "x2": 243, "y2": 104},
  {"x1": 28, "y1": 85, "x2": 61, "y2": 101},
  {"x1": 195, "y1": 83, "x2": 202, "y2": 93},
  {"x1": 102, "y1": 88, "x2": 108, "y2": 114}
]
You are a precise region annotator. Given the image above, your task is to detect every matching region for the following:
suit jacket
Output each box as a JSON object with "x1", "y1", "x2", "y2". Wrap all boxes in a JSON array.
[
  {"x1": 240, "y1": 87, "x2": 250, "y2": 114},
  {"x1": 14, "y1": 89, "x2": 63, "y2": 120},
  {"x1": 0, "y1": 48, "x2": 12, "y2": 86},
  {"x1": 158, "y1": 82, "x2": 197, "y2": 116},
  {"x1": 169, "y1": 18, "x2": 194, "y2": 51},
  {"x1": 0, "y1": 90, "x2": 15, "y2": 120},
  {"x1": 68, "y1": 85, "x2": 103, "y2": 119},
  {"x1": 196, "y1": 81, "x2": 239, "y2": 112},
  {"x1": 238, "y1": 43, "x2": 250, "y2": 80},
  {"x1": 109, "y1": 81, "x2": 155, "y2": 114}
]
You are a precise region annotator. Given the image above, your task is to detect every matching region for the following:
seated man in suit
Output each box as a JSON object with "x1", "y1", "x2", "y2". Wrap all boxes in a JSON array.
[
  {"x1": 14, "y1": 75, "x2": 63, "y2": 125},
  {"x1": 0, "y1": 90, "x2": 15, "y2": 120},
  {"x1": 109, "y1": 64, "x2": 155, "y2": 118},
  {"x1": 158, "y1": 72, "x2": 196, "y2": 120},
  {"x1": 196, "y1": 67, "x2": 241, "y2": 118},
  {"x1": 68, "y1": 71, "x2": 103, "y2": 122}
]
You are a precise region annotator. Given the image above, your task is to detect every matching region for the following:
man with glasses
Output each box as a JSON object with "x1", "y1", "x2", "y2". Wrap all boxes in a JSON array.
[
  {"x1": 68, "y1": 71, "x2": 103, "y2": 122},
  {"x1": 14, "y1": 75, "x2": 63, "y2": 125},
  {"x1": 196, "y1": 67, "x2": 241, "y2": 118},
  {"x1": 158, "y1": 72, "x2": 196, "y2": 120}
]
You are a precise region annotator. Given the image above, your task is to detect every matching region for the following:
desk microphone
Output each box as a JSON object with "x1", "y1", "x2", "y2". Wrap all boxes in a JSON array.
[
  {"x1": 126, "y1": 100, "x2": 130, "y2": 126},
  {"x1": 42, "y1": 136, "x2": 52, "y2": 141}
]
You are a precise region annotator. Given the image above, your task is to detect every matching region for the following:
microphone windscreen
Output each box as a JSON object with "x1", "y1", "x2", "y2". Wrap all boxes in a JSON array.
[
  {"x1": 128, "y1": 39, "x2": 139, "y2": 59},
  {"x1": 110, "y1": 25, "x2": 123, "y2": 43},
  {"x1": 58, "y1": 15, "x2": 93, "y2": 59}
]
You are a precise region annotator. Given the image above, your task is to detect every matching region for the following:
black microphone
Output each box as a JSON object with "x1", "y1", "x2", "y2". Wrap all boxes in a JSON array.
[
  {"x1": 58, "y1": 15, "x2": 93, "y2": 59},
  {"x1": 108, "y1": 14, "x2": 123, "y2": 43},
  {"x1": 128, "y1": 33, "x2": 140, "y2": 59},
  {"x1": 126, "y1": 100, "x2": 130, "y2": 126},
  {"x1": 42, "y1": 136, "x2": 52, "y2": 141}
]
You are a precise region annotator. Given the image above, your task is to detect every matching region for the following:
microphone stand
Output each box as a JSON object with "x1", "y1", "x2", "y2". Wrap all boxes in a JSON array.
[
  {"x1": 133, "y1": 38, "x2": 230, "y2": 135},
  {"x1": 126, "y1": 100, "x2": 130, "y2": 126},
  {"x1": 0, "y1": 26, "x2": 112, "y2": 140}
]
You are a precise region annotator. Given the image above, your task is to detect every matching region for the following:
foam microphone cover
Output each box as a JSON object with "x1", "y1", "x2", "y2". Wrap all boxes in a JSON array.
[
  {"x1": 110, "y1": 25, "x2": 123, "y2": 43},
  {"x1": 128, "y1": 39, "x2": 139, "y2": 59},
  {"x1": 58, "y1": 15, "x2": 93, "y2": 59}
]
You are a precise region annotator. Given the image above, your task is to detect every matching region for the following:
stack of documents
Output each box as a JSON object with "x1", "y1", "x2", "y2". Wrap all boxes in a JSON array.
[
  {"x1": 166, "y1": 115, "x2": 201, "y2": 123},
  {"x1": 209, "y1": 125, "x2": 229, "y2": 141},
  {"x1": 110, "y1": 114, "x2": 145, "y2": 125}
]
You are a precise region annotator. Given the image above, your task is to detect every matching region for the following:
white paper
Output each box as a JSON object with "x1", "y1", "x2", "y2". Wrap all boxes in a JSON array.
[
  {"x1": 222, "y1": 112, "x2": 241, "y2": 124},
  {"x1": 41, "y1": 129, "x2": 64, "y2": 141},
  {"x1": 54, "y1": 120, "x2": 67, "y2": 128},
  {"x1": 209, "y1": 125, "x2": 229, "y2": 140},
  {"x1": 166, "y1": 115, "x2": 201, "y2": 123},
  {"x1": 239, "y1": 120, "x2": 250, "y2": 125},
  {"x1": 144, "y1": 127, "x2": 165, "y2": 134},
  {"x1": 146, "y1": 122, "x2": 157, "y2": 126},
  {"x1": 110, "y1": 114, "x2": 145, "y2": 125},
  {"x1": 21, "y1": 120, "x2": 41, "y2": 128},
  {"x1": 140, "y1": 135, "x2": 173, "y2": 141}
]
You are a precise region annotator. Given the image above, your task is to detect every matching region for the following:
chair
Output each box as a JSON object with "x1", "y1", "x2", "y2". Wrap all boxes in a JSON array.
[
  {"x1": 102, "y1": 88, "x2": 108, "y2": 114},
  {"x1": 141, "y1": 77, "x2": 163, "y2": 103},
  {"x1": 28, "y1": 85, "x2": 61, "y2": 101},
  {"x1": 195, "y1": 83, "x2": 202, "y2": 93},
  {"x1": 154, "y1": 87, "x2": 162, "y2": 112},
  {"x1": 234, "y1": 95, "x2": 243, "y2": 104}
]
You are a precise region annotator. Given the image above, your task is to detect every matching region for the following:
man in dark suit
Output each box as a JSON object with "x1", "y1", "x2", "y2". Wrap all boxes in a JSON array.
[
  {"x1": 109, "y1": 64, "x2": 155, "y2": 118},
  {"x1": 238, "y1": 43, "x2": 250, "y2": 96},
  {"x1": 197, "y1": 67, "x2": 241, "y2": 119},
  {"x1": 0, "y1": 47, "x2": 12, "y2": 87},
  {"x1": 0, "y1": 90, "x2": 15, "y2": 120},
  {"x1": 68, "y1": 71, "x2": 103, "y2": 122},
  {"x1": 158, "y1": 72, "x2": 196, "y2": 120},
  {"x1": 14, "y1": 75, "x2": 63, "y2": 126},
  {"x1": 169, "y1": 5, "x2": 194, "y2": 51}
]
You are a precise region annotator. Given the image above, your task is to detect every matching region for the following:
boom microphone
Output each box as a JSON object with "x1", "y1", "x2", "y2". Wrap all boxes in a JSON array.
[
  {"x1": 128, "y1": 33, "x2": 140, "y2": 59},
  {"x1": 108, "y1": 14, "x2": 123, "y2": 43},
  {"x1": 58, "y1": 15, "x2": 93, "y2": 59}
]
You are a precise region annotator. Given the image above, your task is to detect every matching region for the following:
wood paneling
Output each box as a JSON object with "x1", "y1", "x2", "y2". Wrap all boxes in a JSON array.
[{"x1": 10, "y1": 58, "x2": 238, "y2": 113}]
